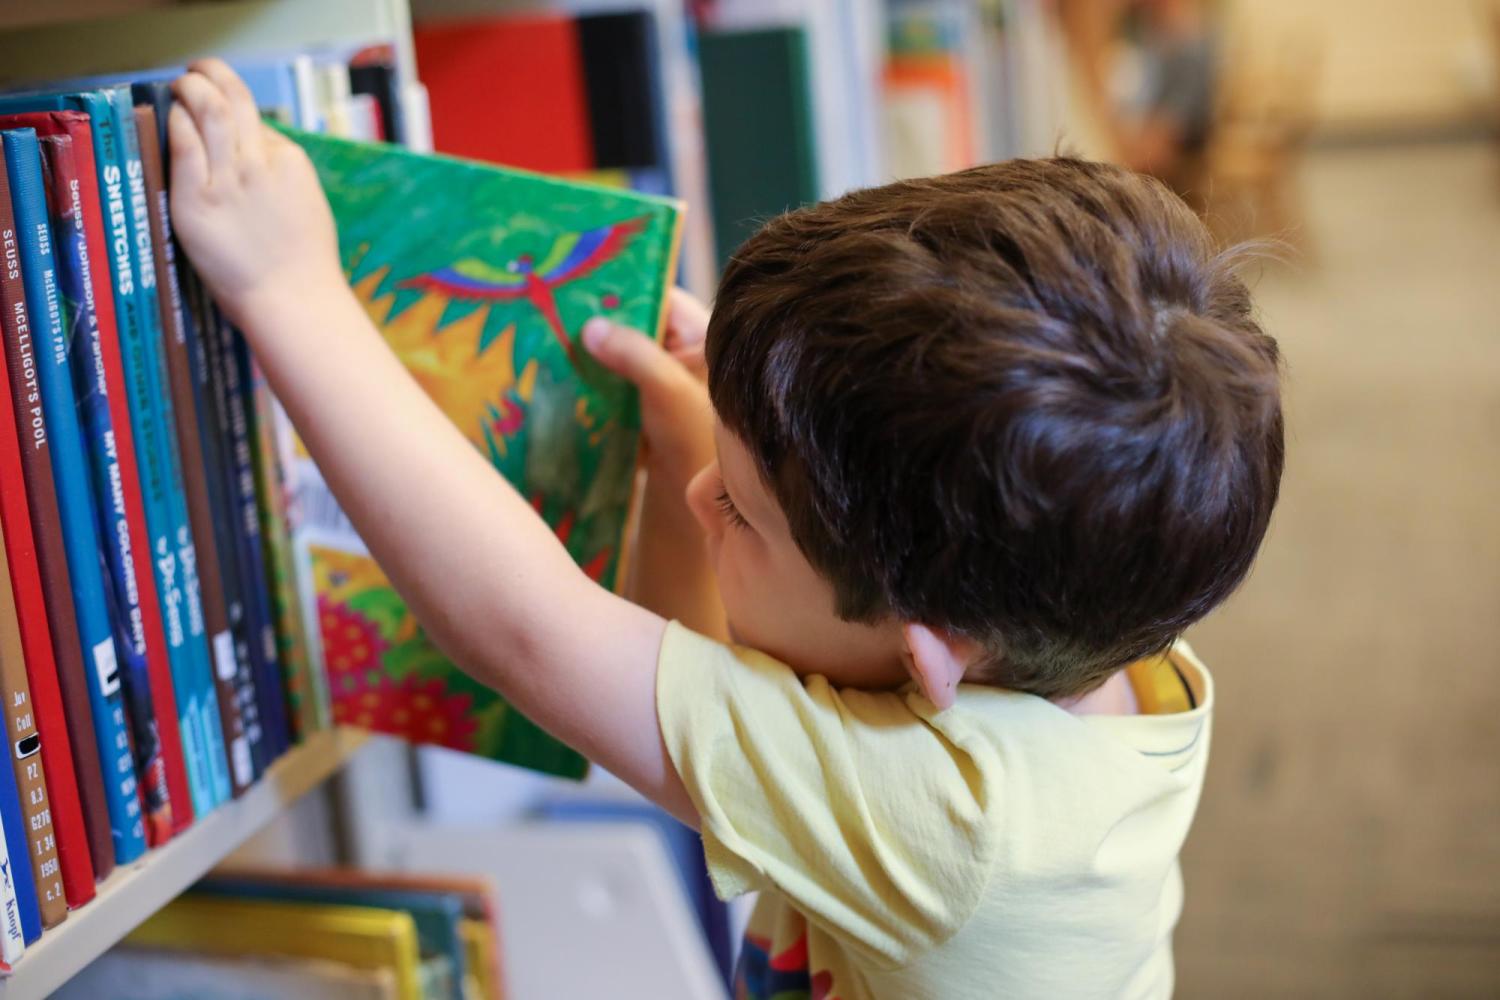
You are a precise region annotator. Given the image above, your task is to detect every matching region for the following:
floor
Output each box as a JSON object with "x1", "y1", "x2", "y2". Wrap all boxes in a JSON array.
[{"x1": 1174, "y1": 140, "x2": 1500, "y2": 997}]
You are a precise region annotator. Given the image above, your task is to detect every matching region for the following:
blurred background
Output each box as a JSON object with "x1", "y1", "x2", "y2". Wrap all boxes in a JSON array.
[{"x1": 3, "y1": 0, "x2": 1496, "y2": 997}]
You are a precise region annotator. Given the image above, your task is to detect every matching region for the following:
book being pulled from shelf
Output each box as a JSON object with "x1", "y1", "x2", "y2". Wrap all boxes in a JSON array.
[{"x1": 281, "y1": 126, "x2": 682, "y2": 779}]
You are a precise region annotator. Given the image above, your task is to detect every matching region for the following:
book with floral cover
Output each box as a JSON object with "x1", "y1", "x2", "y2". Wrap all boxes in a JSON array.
[{"x1": 283, "y1": 129, "x2": 682, "y2": 778}]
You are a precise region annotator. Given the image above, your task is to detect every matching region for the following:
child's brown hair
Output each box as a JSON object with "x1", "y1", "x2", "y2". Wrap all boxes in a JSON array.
[{"x1": 706, "y1": 158, "x2": 1283, "y2": 698}]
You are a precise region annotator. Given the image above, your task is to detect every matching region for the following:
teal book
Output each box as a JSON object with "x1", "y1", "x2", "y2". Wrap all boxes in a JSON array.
[
  {"x1": 698, "y1": 26, "x2": 821, "y2": 269},
  {"x1": 281, "y1": 128, "x2": 682, "y2": 778}
]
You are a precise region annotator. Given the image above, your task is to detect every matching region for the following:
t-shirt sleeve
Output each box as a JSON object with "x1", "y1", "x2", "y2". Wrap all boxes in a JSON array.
[{"x1": 656, "y1": 621, "x2": 996, "y2": 965}]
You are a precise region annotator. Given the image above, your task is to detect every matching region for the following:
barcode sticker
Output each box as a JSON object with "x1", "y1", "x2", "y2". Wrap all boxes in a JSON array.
[
  {"x1": 212, "y1": 631, "x2": 236, "y2": 681},
  {"x1": 230, "y1": 736, "x2": 253, "y2": 786},
  {"x1": 92, "y1": 640, "x2": 120, "y2": 697}
]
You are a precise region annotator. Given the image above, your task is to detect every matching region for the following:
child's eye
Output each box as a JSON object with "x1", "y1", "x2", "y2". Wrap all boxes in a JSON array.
[{"x1": 715, "y1": 485, "x2": 750, "y2": 530}]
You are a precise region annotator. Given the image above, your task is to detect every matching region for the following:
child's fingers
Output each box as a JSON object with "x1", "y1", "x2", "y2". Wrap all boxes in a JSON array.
[
  {"x1": 667, "y1": 287, "x2": 709, "y2": 337},
  {"x1": 664, "y1": 288, "x2": 710, "y2": 378},
  {"x1": 172, "y1": 71, "x2": 238, "y2": 180},
  {"x1": 188, "y1": 57, "x2": 265, "y2": 162},
  {"x1": 665, "y1": 287, "x2": 710, "y2": 347},
  {"x1": 167, "y1": 102, "x2": 209, "y2": 193},
  {"x1": 582, "y1": 317, "x2": 680, "y2": 400}
]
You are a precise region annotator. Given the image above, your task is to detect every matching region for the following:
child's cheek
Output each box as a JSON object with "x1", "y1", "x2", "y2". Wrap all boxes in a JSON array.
[{"x1": 715, "y1": 536, "x2": 753, "y2": 613}]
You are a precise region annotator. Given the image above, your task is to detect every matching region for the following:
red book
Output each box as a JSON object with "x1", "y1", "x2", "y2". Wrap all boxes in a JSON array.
[
  {"x1": 414, "y1": 14, "x2": 595, "y2": 172},
  {"x1": 42, "y1": 113, "x2": 195, "y2": 836},
  {"x1": 0, "y1": 148, "x2": 102, "y2": 904}
]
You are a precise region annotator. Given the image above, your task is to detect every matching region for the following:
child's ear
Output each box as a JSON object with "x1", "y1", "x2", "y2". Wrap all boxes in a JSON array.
[{"x1": 901, "y1": 623, "x2": 977, "y2": 710}]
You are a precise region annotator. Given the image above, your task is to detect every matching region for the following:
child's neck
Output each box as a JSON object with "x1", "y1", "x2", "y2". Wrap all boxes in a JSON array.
[{"x1": 1054, "y1": 670, "x2": 1139, "y2": 716}]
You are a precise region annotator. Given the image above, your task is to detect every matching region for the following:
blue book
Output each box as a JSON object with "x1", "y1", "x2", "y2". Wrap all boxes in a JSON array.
[
  {"x1": 222, "y1": 320, "x2": 289, "y2": 760},
  {"x1": 14, "y1": 57, "x2": 301, "y2": 126},
  {"x1": 195, "y1": 303, "x2": 269, "y2": 772},
  {"x1": 0, "y1": 691, "x2": 38, "y2": 944},
  {"x1": 0, "y1": 800, "x2": 23, "y2": 963},
  {"x1": 170, "y1": 233, "x2": 262, "y2": 788},
  {"x1": 1, "y1": 127, "x2": 145, "y2": 866},
  {"x1": 38, "y1": 132, "x2": 174, "y2": 842}
]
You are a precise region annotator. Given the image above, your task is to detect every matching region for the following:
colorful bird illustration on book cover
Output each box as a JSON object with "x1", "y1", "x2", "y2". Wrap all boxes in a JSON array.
[
  {"x1": 284, "y1": 128, "x2": 682, "y2": 778},
  {"x1": 399, "y1": 216, "x2": 648, "y2": 360}
]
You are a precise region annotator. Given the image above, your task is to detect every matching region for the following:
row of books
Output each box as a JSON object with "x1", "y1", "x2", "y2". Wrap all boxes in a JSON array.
[
  {"x1": 0, "y1": 48, "x2": 408, "y2": 966},
  {"x1": 693, "y1": 0, "x2": 1069, "y2": 262},
  {"x1": 0, "y1": 36, "x2": 684, "y2": 969},
  {"x1": 406, "y1": 0, "x2": 1072, "y2": 282},
  {"x1": 0, "y1": 81, "x2": 300, "y2": 962},
  {"x1": 58, "y1": 867, "x2": 504, "y2": 1000}
]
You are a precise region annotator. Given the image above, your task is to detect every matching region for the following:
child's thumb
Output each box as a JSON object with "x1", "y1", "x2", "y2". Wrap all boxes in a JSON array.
[{"x1": 582, "y1": 318, "x2": 671, "y2": 396}]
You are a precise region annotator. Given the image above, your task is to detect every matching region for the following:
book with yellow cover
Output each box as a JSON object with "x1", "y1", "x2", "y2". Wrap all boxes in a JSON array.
[
  {"x1": 213, "y1": 866, "x2": 505, "y2": 997},
  {"x1": 459, "y1": 919, "x2": 501, "y2": 1000},
  {"x1": 126, "y1": 896, "x2": 424, "y2": 1000}
]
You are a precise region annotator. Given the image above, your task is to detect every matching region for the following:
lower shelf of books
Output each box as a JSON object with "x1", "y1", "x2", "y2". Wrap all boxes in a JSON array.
[{"x1": 0, "y1": 727, "x2": 368, "y2": 1000}]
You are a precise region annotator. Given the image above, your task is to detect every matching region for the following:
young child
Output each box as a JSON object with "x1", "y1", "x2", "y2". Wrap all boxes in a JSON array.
[{"x1": 169, "y1": 61, "x2": 1282, "y2": 998}]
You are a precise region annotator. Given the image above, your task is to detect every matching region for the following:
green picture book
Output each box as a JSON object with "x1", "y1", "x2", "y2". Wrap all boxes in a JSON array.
[{"x1": 278, "y1": 129, "x2": 683, "y2": 778}]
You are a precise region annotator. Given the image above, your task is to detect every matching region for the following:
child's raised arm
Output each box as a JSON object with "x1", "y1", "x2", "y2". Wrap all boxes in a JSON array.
[{"x1": 168, "y1": 60, "x2": 697, "y2": 825}]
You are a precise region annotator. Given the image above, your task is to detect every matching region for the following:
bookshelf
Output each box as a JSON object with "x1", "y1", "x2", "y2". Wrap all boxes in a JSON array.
[
  {"x1": 0, "y1": 1, "x2": 419, "y2": 995},
  {"x1": 0, "y1": 729, "x2": 369, "y2": 1000},
  {"x1": 0, "y1": 0, "x2": 418, "y2": 85}
]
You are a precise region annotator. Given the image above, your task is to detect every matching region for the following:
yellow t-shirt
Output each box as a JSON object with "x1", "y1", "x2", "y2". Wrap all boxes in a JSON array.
[{"x1": 657, "y1": 622, "x2": 1213, "y2": 1000}]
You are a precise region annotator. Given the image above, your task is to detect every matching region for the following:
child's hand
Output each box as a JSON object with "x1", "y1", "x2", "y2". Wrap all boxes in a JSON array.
[
  {"x1": 658, "y1": 287, "x2": 711, "y2": 380},
  {"x1": 168, "y1": 58, "x2": 346, "y2": 327},
  {"x1": 585, "y1": 289, "x2": 724, "y2": 637},
  {"x1": 583, "y1": 288, "x2": 715, "y2": 486}
]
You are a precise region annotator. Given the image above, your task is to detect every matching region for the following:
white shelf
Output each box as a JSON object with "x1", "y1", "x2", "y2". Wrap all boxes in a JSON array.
[
  {"x1": 0, "y1": 0, "x2": 417, "y2": 86},
  {"x1": 0, "y1": 728, "x2": 369, "y2": 1000}
]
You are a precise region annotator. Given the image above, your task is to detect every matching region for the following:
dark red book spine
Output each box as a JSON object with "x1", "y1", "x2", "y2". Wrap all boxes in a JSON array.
[
  {"x1": 0, "y1": 353, "x2": 91, "y2": 908},
  {"x1": 0, "y1": 148, "x2": 114, "y2": 886},
  {"x1": 52, "y1": 115, "x2": 194, "y2": 835}
]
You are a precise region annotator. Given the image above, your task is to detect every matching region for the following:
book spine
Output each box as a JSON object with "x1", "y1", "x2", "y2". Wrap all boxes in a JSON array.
[
  {"x1": 0, "y1": 515, "x2": 65, "y2": 928},
  {"x1": 0, "y1": 135, "x2": 113, "y2": 890},
  {"x1": 131, "y1": 102, "x2": 221, "y2": 816},
  {"x1": 112, "y1": 88, "x2": 265, "y2": 788},
  {"x1": 197, "y1": 300, "x2": 267, "y2": 777},
  {"x1": 65, "y1": 104, "x2": 210, "y2": 822},
  {"x1": 3, "y1": 126, "x2": 146, "y2": 867},
  {"x1": 179, "y1": 275, "x2": 254, "y2": 793},
  {"x1": 0, "y1": 666, "x2": 37, "y2": 941},
  {"x1": 0, "y1": 173, "x2": 95, "y2": 908},
  {"x1": 248, "y1": 361, "x2": 322, "y2": 740},
  {"x1": 40, "y1": 134, "x2": 176, "y2": 847},
  {"x1": 225, "y1": 325, "x2": 289, "y2": 759},
  {"x1": 131, "y1": 85, "x2": 239, "y2": 803},
  {"x1": 0, "y1": 786, "x2": 25, "y2": 964}
]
